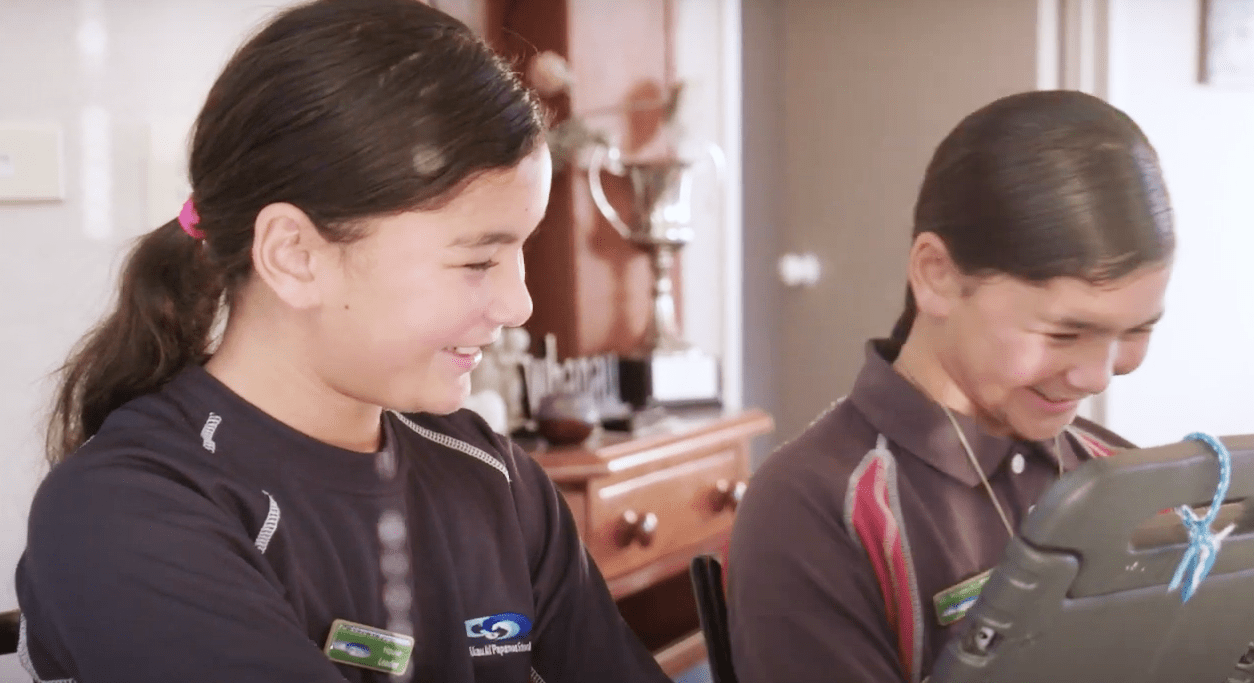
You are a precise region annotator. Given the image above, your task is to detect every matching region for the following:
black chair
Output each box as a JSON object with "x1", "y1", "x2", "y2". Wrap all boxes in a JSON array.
[
  {"x1": 689, "y1": 554, "x2": 737, "y2": 683},
  {"x1": 0, "y1": 609, "x2": 18, "y2": 656}
]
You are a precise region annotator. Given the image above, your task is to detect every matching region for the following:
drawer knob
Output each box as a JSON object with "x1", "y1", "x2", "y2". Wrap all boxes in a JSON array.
[
  {"x1": 619, "y1": 510, "x2": 659, "y2": 547},
  {"x1": 715, "y1": 479, "x2": 748, "y2": 511}
]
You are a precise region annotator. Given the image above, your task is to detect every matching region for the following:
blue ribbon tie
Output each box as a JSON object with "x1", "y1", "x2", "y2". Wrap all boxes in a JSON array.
[{"x1": 1168, "y1": 432, "x2": 1235, "y2": 603}]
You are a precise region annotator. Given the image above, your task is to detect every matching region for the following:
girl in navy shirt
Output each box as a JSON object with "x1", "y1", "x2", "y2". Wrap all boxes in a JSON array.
[{"x1": 17, "y1": 2, "x2": 670, "y2": 682}]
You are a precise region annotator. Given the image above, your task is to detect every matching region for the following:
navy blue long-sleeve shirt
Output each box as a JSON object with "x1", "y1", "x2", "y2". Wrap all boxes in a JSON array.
[{"x1": 16, "y1": 365, "x2": 668, "y2": 683}]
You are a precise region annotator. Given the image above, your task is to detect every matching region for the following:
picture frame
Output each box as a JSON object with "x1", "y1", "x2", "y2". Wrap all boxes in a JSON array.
[{"x1": 1200, "y1": 0, "x2": 1254, "y2": 86}]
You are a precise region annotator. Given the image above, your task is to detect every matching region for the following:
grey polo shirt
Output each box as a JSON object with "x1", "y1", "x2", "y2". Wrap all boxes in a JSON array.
[{"x1": 728, "y1": 339, "x2": 1131, "y2": 683}]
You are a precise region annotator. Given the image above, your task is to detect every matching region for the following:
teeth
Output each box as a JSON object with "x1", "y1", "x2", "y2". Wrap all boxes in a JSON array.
[{"x1": 451, "y1": 347, "x2": 480, "y2": 355}]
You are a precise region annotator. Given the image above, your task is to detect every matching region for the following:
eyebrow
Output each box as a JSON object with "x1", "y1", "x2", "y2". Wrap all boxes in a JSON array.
[
  {"x1": 446, "y1": 231, "x2": 521, "y2": 248},
  {"x1": 1052, "y1": 311, "x2": 1164, "y2": 333}
]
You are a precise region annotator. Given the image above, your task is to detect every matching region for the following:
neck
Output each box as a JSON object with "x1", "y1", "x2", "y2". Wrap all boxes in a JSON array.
[
  {"x1": 205, "y1": 297, "x2": 383, "y2": 453},
  {"x1": 892, "y1": 325, "x2": 986, "y2": 429}
]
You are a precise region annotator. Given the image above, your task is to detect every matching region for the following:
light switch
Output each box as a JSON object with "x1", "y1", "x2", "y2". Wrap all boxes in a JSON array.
[{"x1": 0, "y1": 122, "x2": 64, "y2": 202}]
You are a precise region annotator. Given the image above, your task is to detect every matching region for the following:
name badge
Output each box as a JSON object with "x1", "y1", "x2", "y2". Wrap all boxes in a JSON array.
[
  {"x1": 323, "y1": 618, "x2": 414, "y2": 675},
  {"x1": 933, "y1": 569, "x2": 991, "y2": 626}
]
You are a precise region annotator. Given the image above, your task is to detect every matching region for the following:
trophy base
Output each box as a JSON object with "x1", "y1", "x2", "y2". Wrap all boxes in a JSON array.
[{"x1": 619, "y1": 349, "x2": 722, "y2": 410}]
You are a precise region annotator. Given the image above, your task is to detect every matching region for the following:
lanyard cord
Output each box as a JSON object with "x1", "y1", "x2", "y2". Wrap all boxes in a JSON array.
[
  {"x1": 940, "y1": 403, "x2": 1015, "y2": 538},
  {"x1": 898, "y1": 364, "x2": 1064, "y2": 539},
  {"x1": 938, "y1": 403, "x2": 1063, "y2": 539}
]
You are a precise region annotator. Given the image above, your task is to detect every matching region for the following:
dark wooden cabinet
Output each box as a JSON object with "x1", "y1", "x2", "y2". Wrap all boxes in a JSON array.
[{"x1": 530, "y1": 410, "x2": 773, "y2": 676}]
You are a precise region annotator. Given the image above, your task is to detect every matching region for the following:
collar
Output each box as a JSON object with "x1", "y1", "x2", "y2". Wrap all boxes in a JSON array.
[{"x1": 847, "y1": 339, "x2": 1084, "y2": 487}]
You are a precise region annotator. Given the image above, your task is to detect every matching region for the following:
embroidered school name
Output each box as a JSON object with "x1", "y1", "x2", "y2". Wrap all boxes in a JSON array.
[{"x1": 469, "y1": 641, "x2": 533, "y2": 657}]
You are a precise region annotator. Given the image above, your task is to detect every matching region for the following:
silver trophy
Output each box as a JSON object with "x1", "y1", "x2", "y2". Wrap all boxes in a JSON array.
[{"x1": 587, "y1": 141, "x2": 724, "y2": 408}]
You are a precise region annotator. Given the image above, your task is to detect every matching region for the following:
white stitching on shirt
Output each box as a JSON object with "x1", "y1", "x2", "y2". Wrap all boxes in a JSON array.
[
  {"x1": 807, "y1": 395, "x2": 846, "y2": 431},
  {"x1": 777, "y1": 396, "x2": 848, "y2": 453},
  {"x1": 200, "y1": 412, "x2": 221, "y2": 452},
  {"x1": 530, "y1": 667, "x2": 547, "y2": 683},
  {"x1": 254, "y1": 491, "x2": 281, "y2": 553},
  {"x1": 390, "y1": 411, "x2": 511, "y2": 483},
  {"x1": 18, "y1": 615, "x2": 77, "y2": 683}
]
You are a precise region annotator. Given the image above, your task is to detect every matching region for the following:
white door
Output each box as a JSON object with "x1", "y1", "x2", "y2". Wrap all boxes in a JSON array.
[{"x1": 742, "y1": 0, "x2": 1048, "y2": 458}]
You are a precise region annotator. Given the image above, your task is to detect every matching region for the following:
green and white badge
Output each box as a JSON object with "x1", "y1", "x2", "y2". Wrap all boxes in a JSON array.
[
  {"x1": 933, "y1": 569, "x2": 991, "y2": 626},
  {"x1": 323, "y1": 619, "x2": 414, "y2": 675}
]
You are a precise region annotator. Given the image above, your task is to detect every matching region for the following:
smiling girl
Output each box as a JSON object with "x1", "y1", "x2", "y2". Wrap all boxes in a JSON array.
[
  {"x1": 728, "y1": 89, "x2": 1174, "y2": 683},
  {"x1": 16, "y1": 2, "x2": 670, "y2": 682}
]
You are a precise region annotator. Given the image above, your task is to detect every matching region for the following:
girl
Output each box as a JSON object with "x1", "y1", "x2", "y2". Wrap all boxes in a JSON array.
[
  {"x1": 16, "y1": 2, "x2": 671, "y2": 682},
  {"x1": 727, "y1": 90, "x2": 1174, "y2": 683}
]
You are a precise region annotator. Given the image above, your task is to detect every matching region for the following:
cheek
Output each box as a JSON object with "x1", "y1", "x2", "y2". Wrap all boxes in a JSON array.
[
  {"x1": 397, "y1": 278, "x2": 489, "y2": 345},
  {"x1": 338, "y1": 272, "x2": 476, "y2": 352},
  {"x1": 1113, "y1": 337, "x2": 1151, "y2": 375},
  {"x1": 984, "y1": 335, "x2": 1057, "y2": 387}
]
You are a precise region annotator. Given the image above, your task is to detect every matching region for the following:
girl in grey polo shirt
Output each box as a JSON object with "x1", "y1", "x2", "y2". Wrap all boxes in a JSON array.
[{"x1": 729, "y1": 90, "x2": 1172, "y2": 683}]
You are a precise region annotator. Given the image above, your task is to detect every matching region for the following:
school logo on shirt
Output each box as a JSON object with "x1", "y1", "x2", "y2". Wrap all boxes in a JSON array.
[
  {"x1": 465, "y1": 612, "x2": 533, "y2": 657},
  {"x1": 465, "y1": 612, "x2": 531, "y2": 641}
]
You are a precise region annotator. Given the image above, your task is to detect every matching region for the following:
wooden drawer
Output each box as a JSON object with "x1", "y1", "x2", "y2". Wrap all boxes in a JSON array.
[{"x1": 586, "y1": 447, "x2": 748, "y2": 580}]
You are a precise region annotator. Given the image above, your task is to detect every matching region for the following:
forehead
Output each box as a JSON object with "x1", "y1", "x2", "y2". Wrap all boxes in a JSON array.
[
  {"x1": 353, "y1": 145, "x2": 552, "y2": 252},
  {"x1": 973, "y1": 263, "x2": 1172, "y2": 329},
  {"x1": 426, "y1": 145, "x2": 552, "y2": 238}
]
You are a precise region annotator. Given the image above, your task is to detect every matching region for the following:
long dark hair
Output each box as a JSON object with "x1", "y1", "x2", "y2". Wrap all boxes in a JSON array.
[
  {"x1": 47, "y1": 0, "x2": 544, "y2": 463},
  {"x1": 889, "y1": 90, "x2": 1175, "y2": 346}
]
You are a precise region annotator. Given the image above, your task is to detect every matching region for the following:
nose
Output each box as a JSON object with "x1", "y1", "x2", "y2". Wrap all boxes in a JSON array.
[
  {"x1": 489, "y1": 250, "x2": 533, "y2": 328},
  {"x1": 1065, "y1": 339, "x2": 1118, "y2": 396}
]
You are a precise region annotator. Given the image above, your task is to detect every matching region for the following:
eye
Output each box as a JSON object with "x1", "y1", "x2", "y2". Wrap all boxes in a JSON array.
[
  {"x1": 1123, "y1": 326, "x2": 1154, "y2": 339},
  {"x1": 1046, "y1": 332, "x2": 1080, "y2": 343},
  {"x1": 464, "y1": 259, "x2": 499, "y2": 272}
]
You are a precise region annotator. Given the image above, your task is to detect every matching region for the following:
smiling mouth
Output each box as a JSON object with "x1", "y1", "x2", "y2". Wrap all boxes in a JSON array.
[
  {"x1": 445, "y1": 346, "x2": 482, "y2": 356},
  {"x1": 1031, "y1": 388, "x2": 1084, "y2": 405}
]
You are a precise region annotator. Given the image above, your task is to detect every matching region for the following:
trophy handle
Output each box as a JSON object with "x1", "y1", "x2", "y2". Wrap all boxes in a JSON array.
[{"x1": 587, "y1": 143, "x2": 634, "y2": 241}]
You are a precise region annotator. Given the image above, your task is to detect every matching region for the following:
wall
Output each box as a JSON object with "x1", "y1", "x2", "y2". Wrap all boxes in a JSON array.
[
  {"x1": 1103, "y1": 0, "x2": 1254, "y2": 445},
  {"x1": 0, "y1": 2, "x2": 305, "y2": 677},
  {"x1": 1, "y1": 5, "x2": 293, "y2": 679}
]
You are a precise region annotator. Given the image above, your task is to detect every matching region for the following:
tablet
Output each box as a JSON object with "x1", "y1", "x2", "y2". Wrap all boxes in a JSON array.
[{"x1": 931, "y1": 434, "x2": 1254, "y2": 683}]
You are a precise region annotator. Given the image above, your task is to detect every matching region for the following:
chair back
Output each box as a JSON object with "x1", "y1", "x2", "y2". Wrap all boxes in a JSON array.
[
  {"x1": 0, "y1": 609, "x2": 18, "y2": 656},
  {"x1": 689, "y1": 554, "x2": 738, "y2": 683}
]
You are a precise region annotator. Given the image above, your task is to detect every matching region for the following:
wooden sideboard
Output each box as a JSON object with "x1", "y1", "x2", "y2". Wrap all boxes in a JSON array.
[{"x1": 529, "y1": 409, "x2": 773, "y2": 676}]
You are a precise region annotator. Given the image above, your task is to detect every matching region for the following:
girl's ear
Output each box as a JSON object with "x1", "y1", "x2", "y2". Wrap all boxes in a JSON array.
[
  {"x1": 250, "y1": 202, "x2": 331, "y2": 310},
  {"x1": 906, "y1": 232, "x2": 966, "y2": 320}
]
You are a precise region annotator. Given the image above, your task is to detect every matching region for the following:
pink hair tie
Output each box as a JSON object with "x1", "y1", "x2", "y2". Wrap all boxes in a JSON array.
[{"x1": 178, "y1": 198, "x2": 204, "y2": 239}]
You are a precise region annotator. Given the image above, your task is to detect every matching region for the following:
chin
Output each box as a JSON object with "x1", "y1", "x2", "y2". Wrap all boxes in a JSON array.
[
  {"x1": 414, "y1": 396, "x2": 467, "y2": 416},
  {"x1": 431, "y1": 387, "x2": 474, "y2": 415},
  {"x1": 387, "y1": 389, "x2": 468, "y2": 416},
  {"x1": 390, "y1": 373, "x2": 472, "y2": 415},
  {"x1": 1012, "y1": 415, "x2": 1074, "y2": 442}
]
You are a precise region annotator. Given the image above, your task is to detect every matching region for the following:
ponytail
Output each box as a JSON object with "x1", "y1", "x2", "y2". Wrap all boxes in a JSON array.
[
  {"x1": 46, "y1": 219, "x2": 223, "y2": 463},
  {"x1": 888, "y1": 286, "x2": 916, "y2": 348}
]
